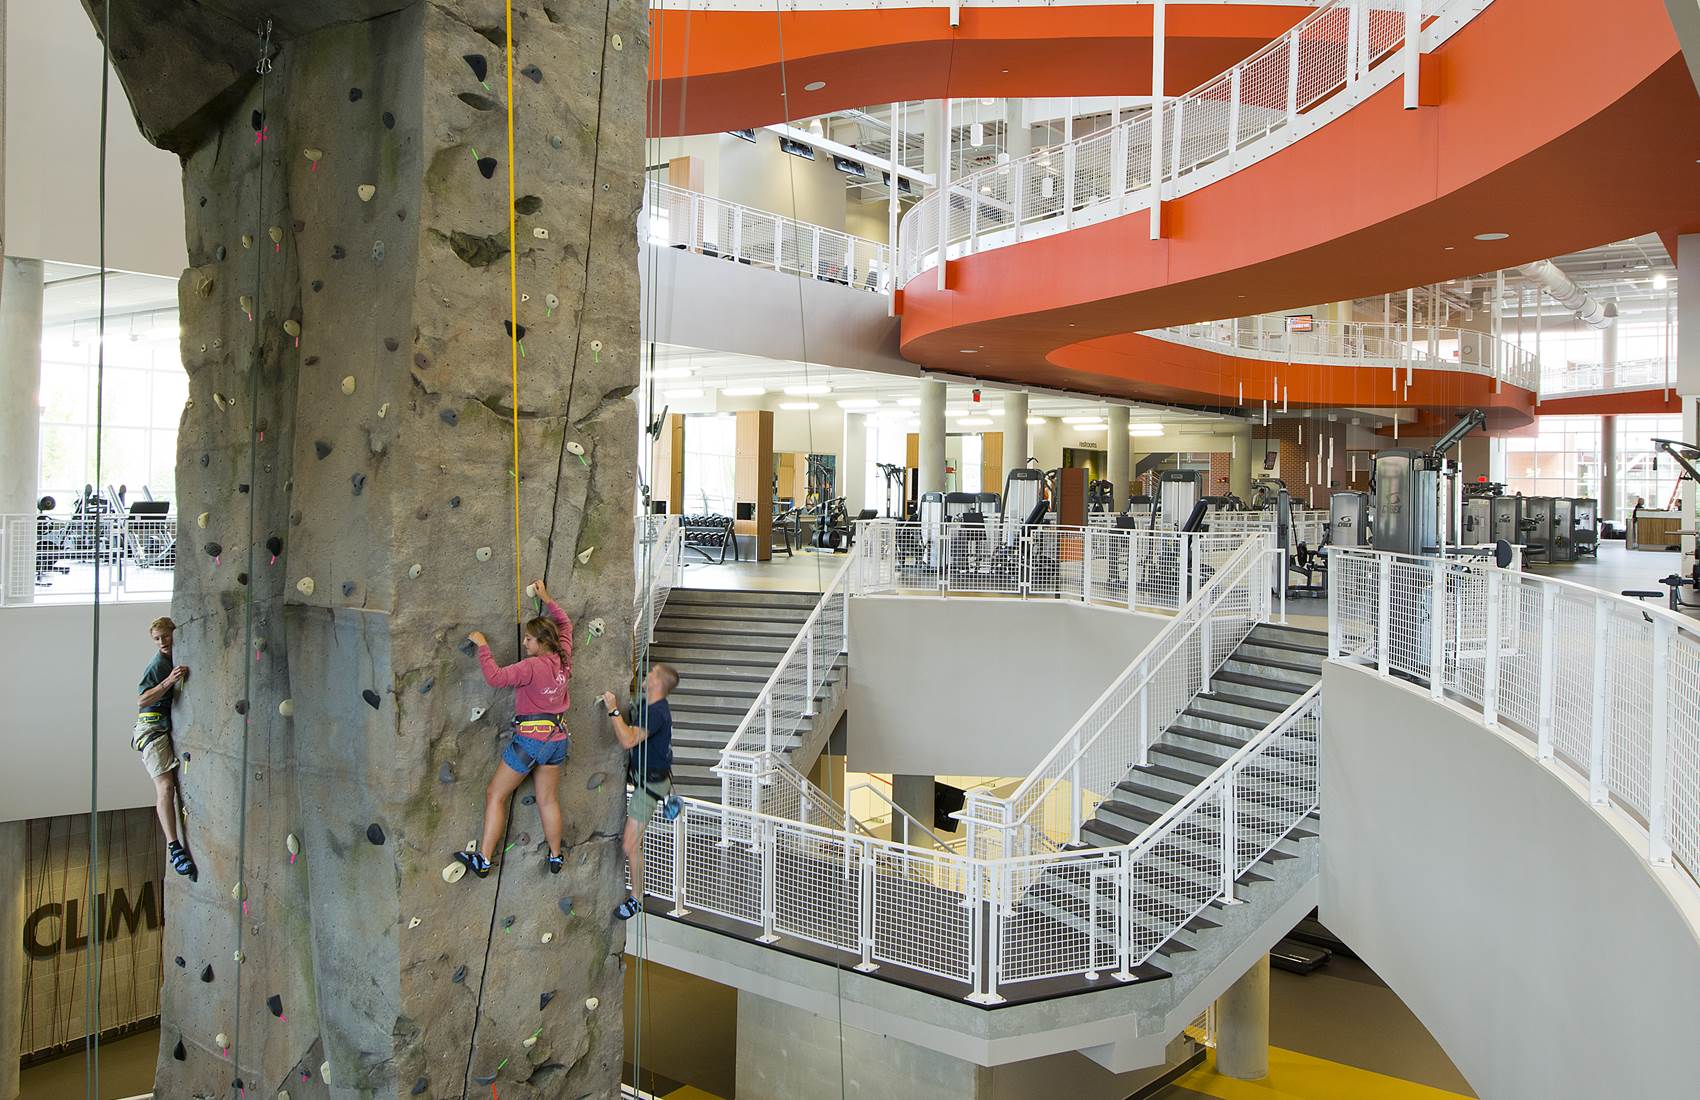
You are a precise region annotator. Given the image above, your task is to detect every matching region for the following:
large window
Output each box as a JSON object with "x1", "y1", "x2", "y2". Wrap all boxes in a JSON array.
[
  {"x1": 681, "y1": 414, "x2": 737, "y2": 516},
  {"x1": 38, "y1": 305, "x2": 185, "y2": 508},
  {"x1": 1502, "y1": 414, "x2": 1682, "y2": 517},
  {"x1": 1617, "y1": 414, "x2": 1683, "y2": 514}
]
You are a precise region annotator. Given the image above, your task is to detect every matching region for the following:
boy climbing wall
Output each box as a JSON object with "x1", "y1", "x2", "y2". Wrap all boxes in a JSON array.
[{"x1": 137, "y1": 616, "x2": 196, "y2": 878}]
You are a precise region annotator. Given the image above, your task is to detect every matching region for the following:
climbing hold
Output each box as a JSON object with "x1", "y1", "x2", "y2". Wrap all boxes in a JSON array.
[
  {"x1": 586, "y1": 772, "x2": 606, "y2": 791},
  {"x1": 286, "y1": 833, "x2": 299, "y2": 860},
  {"x1": 362, "y1": 689, "x2": 381, "y2": 710},
  {"x1": 283, "y1": 319, "x2": 302, "y2": 345},
  {"x1": 269, "y1": 226, "x2": 284, "y2": 249},
  {"x1": 502, "y1": 915, "x2": 516, "y2": 930},
  {"x1": 540, "y1": 990, "x2": 556, "y2": 1010},
  {"x1": 541, "y1": 931, "x2": 553, "y2": 943},
  {"x1": 585, "y1": 997, "x2": 600, "y2": 1011},
  {"x1": 577, "y1": 546, "x2": 595, "y2": 565},
  {"x1": 266, "y1": 535, "x2": 283, "y2": 560},
  {"x1": 215, "y1": 244, "x2": 227, "y2": 262},
  {"x1": 175, "y1": 956, "x2": 185, "y2": 968},
  {"x1": 449, "y1": 496, "x2": 462, "y2": 509},
  {"x1": 521, "y1": 64, "x2": 543, "y2": 82},
  {"x1": 296, "y1": 577, "x2": 315, "y2": 596},
  {"x1": 517, "y1": 833, "x2": 531, "y2": 846},
  {"x1": 383, "y1": 111, "x2": 396, "y2": 129},
  {"x1": 452, "y1": 965, "x2": 467, "y2": 984},
  {"x1": 566, "y1": 441, "x2": 586, "y2": 458},
  {"x1": 232, "y1": 882, "x2": 246, "y2": 904},
  {"x1": 303, "y1": 147, "x2": 323, "y2": 168},
  {"x1": 384, "y1": 336, "x2": 399, "y2": 352},
  {"x1": 233, "y1": 950, "x2": 244, "y2": 963},
  {"x1": 442, "y1": 861, "x2": 466, "y2": 883},
  {"x1": 476, "y1": 156, "x2": 498, "y2": 180},
  {"x1": 196, "y1": 512, "x2": 209, "y2": 529},
  {"x1": 612, "y1": 33, "x2": 624, "y2": 50},
  {"x1": 351, "y1": 473, "x2": 366, "y2": 497},
  {"x1": 532, "y1": 226, "x2": 549, "y2": 240},
  {"x1": 469, "y1": 706, "x2": 487, "y2": 722},
  {"x1": 475, "y1": 546, "x2": 492, "y2": 562},
  {"x1": 238, "y1": 294, "x2": 254, "y2": 318},
  {"x1": 235, "y1": 699, "x2": 248, "y2": 716},
  {"x1": 216, "y1": 1033, "x2": 229, "y2": 1051},
  {"x1": 439, "y1": 409, "x2": 458, "y2": 426},
  {"x1": 241, "y1": 233, "x2": 253, "y2": 249},
  {"x1": 212, "y1": 392, "x2": 229, "y2": 411},
  {"x1": 311, "y1": 279, "x2": 323, "y2": 292},
  {"x1": 379, "y1": 402, "x2": 391, "y2": 418},
  {"x1": 320, "y1": 1062, "x2": 332, "y2": 1085},
  {"x1": 587, "y1": 617, "x2": 606, "y2": 639},
  {"x1": 341, "y1": 375, "x2": 356, "y2": 395},
  {"x1": 173, "y1": 1039, "x2": 186, "y2": 1061},
  {"x1": 314, "y1": 441, "x2": 332, "y2": 460},
  {"x1": 419, "y1": 675, "x2": 435, "y2": 695},
  {"x1": 522, "y1": 1034, "x2": 538, "y2": 1050},
  {"x1": 557, "y1": 897, "x2": 574, "y2": 916},
  {"x1": 472, "y1": 1069, "x2": 497, "y2": 1087},
  {"x1": 408, "y1": 916, "x2": 421, "y2": 930},
  {"x1": 459, "y1": 639, "x2": 478, "y2": 657},
  {"x1": 367, "y1": 822, "x2": 386, "y2": 845},
  {"x1": 372, "y1": 240, "x2": 386, "y2": 262},
  {"x1": 348, "y1": 87, "x2": 363, "y2": 102},
  {"x1": 332, "y1": 244, "x2": 346, "y2": 260},
  {"x1": 521, "y1": 794, "x2": 536, "y2": 806},
  {"x1": 464, "y1": 53, "x2": 488, "y2": 81},
  {"x1": 438, "y1": 762, "x2": 455, "y2": 784},
  {"x1": 267, "y1": 994, "x2": 284, "y2": 1018},
  {"x1": 201, "y1": 964, "x2": 215, "y2": 982},
  {"x1": 516, "y1": 195, "x2": 542, "y2": 215},
  {"x1": 251, "y1": 109, "x2": 264, "y2": 131},
  {"x1": 545, "y1": 292, "x2": 560, "y2": 314},
  {"x1": 204, "y1": 542, "x2": 222, "y2": 563},
  {"x1": 411, "y1": 1077, "x2": 428, "y2": 1096},
  {"x1": 357, "y1": 184, "x2": 376, "y2": 202},
  {"x1": 408, "y1": 563, "x2": 423, "y2": 579},
  {"x1": 341, "y1": 580, "x2": 356, "y2": 598},
  {"x1": 549, "y1": 134, "x2": 564, "y2": 150},
  {"x1": 457, "y1": 92, "x2": 498, "y2": 112},
  {"x1": 525, "y1": 583, "x2": 538, "y2": 600}
]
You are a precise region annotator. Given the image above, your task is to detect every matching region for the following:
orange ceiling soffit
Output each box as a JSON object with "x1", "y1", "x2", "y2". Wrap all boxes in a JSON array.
[
  {"x1": 645, "y1": 5, "x2": 1309, "y2": 136},
  {"x1": 1534, "y1": 389, "x2": 1683, "y2": 416}
]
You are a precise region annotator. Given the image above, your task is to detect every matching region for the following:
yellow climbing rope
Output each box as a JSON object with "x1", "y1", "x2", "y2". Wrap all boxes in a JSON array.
[{"x1": 503, "y1": 0, "x2": 523, "y2": 625}]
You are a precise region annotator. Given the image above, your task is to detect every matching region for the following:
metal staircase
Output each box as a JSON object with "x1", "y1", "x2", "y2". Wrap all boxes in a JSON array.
[{"x1": 648, "y1": 587, "x2": 846, "y2": 802}]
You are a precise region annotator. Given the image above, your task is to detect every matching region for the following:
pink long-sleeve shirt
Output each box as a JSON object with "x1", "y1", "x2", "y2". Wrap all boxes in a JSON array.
[{"x1": 477, "y1": 601, "x2": 573, "y2": 738}]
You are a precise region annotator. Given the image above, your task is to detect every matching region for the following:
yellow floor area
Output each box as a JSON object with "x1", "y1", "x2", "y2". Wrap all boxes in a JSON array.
[{"x1": 1172, "y1": 1047, "x2": 1470, "y2": 1100}]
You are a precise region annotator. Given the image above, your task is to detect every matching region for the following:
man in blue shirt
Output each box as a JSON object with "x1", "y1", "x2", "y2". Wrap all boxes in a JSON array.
[
  {"x1": 136, "y1": 616, "x2": 196, "y2": 878},
  {"x1": 601, "y1": 663, "x2": 677, "y2": 920}
]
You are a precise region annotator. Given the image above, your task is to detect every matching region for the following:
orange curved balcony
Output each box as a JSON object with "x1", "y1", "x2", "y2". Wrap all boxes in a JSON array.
[
  {"x1": 896, "y1": 0, "x2": 1700, "y2": 417},
  {"x1": 646, "y1": 3, "x2": 1312, "y2": 136}
]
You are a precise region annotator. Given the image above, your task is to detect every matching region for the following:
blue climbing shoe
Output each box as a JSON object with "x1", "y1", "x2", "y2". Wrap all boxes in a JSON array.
[
  {"x1": 661, "y1": 793, "x2": 683, "y2": 822},
  {"x1": 547, "y1": 851, "x2": 563, "y2": 875},
  {"x1": 454, "y1": 850, "x2": 491, "y2": 879},
  {"x1": 168, "y1": 842, "x2": 197, "y2": 880},
  {"x1": 614, "y1": 896, "x2": 642, "y2": 920}
]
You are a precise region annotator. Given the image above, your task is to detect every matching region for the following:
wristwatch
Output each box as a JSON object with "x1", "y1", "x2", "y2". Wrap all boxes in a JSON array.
[{"x1": 607, "y1": 708, "x2": 620, "y2": 718}]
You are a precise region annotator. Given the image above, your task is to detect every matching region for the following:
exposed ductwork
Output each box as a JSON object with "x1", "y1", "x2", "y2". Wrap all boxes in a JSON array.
[{"x1": 1518, "y1": 260, "x2": 1616, "y2": 329}]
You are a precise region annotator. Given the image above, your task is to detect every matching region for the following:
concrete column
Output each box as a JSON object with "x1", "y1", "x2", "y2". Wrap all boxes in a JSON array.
[
  {"x1": 1678, "y1": 235, "x2": 1700, "y2": 566},
  {"x1": 1230, "y1": 421, "x2": 1254, "y2": 500},
  {"x1": 1107, "y1": 405, "x2": 1130, "y2": 509},
  {"x1": 0, "y1": 821, "x2": 22, "y2": 1100},
  {"x1": 1600, "y1": 414, "x2": 1617, "y2": 521},
  {"x1": 0, "y1": 258, "x2": 45, "y2": 516},
  {"x1": 922, "y1": 99, "x2": 946, "y2": 185},
  {"x1": 1004, "y1": 392, "x2": 1029, "y2": 483},
  {"x1": 1005, "y1": 99, "x2": 1030, "y2": 160},
  {"x1": 890, "y1": 774, "x2": 937, "y2": 849},
  {"x1": 842, "y1": 412, "x2": 868, "y2": 514},
  {"x1": 1215, "y1": 955, "x2": 1271, "y2": 1080},
  {"x1": 920, "y1": 379, "x2": 947, "y2": 494},
  {"x1": 1602, "y1": 312, "x2": 1618, "y2": 389}
]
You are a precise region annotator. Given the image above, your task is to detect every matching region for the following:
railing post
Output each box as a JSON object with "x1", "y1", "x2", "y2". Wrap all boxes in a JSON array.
[
  {"x1": 1649, "y1": 616, "x2": 1673, "y2": 865},
  {"x1": 1589, "y1": 596, "x2": 1611, "y2": 805},
  {"x1": 1535, "y1": 584, "x2": 1558, "y2": 760},
  {"x1": 856, "y1": 841, "x2": 878, "y2": 971},
  {"x1": 763, "y1": 694, "x2": 774, "y2": 755},
  {"x1": 1328, "y1": 553, "x2": 1343, "y2": 659},
  {"x1": 803, "y1": 625, "x2": 817, "y2": 717},
  {"x1": 1135, "y1": 662, "x2": 1151, "y2": 766},
  {"x1": 1346, "y1": 0, "x2": 1363, "y2": 91},
  {"x1": 1189, "y1": 537, "x2": 1202, "y2": 604},
  {"x1": 810, "y1": 226, "x2": 822, "y2": 280},
  {"x1": 1428, "y1": 558, "x2": 1446, "y2": 698},
  {"x1": 1127, "y1": 533, "x2": 1139, "y2": 610},
  {"x1": 1069, "y1": 736, "x2": 1084, "y2": 846},
  {"x1": 1112, "y1": 850, "x2": 1135, "y2": 981},
  {"x1": 1169, "y1": 99, "x2": 1185, "y2": 178},
  {"x1": 1376, "y1": 555, "x2": 1392, "y2": 677},
  {"x1": 1200, "y1": 601, "x2": 1214, "y2": 694},
  {"x1": 1063, "y1": 139, "x2": 1077, "y2": 228},
  {"x1": 731, "y1": 208, "x2": 743, "y2": 261},
  {"x1": 1219, "y1": 777, "x2": 1239, "y2": 904},
  {"x1": 841, "y1": 585, "x2": 850, "y2": 654},
  {"x1": 1178, "y1": 536, "x2": 1191, "y2": 609},
  {"x1": 1403, "y1": 0, "x2": 1423, "y2": 109},
  {"x1": 772, "y1": 214, "x2": 784, "y2": 272},
  {"x1": 669, "y1": 808, "x2": 689, "y2": 916},
  {"x1": 1111, "y1": 120, "x2": 1128, "y2": 213},
  {"x1": 758, "y1": 820, "x2": 779, "y2": 943},
  {"x1": 1227, "y1": 67, "x2": 1241, "y2": 167},
  {"x1": 1482, "y1": 569, "x2": 1502, "y2": 727},
  {"x1": 1285, "y1": 29, "x2": 1300, "y2": 124},
  {"x1": 1083, "y1": 529, "x2": 1095, "y2": 606}
]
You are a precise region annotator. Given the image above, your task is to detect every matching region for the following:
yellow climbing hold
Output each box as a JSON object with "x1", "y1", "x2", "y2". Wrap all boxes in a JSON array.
[
  {"x1": 357, "y1": 184, "x2": 376, "y2": 202},
  {"x1": 303, "y1": 147, "x2": 323, "y2": 164},
  {"x1": 612, "y1": 33, "x2": 624, "y2": 50},
  {"x1": 283, "y1": 319, "x2": 302, "y2": 339},
  {"x1": 239, "y1": 294, "x2": 254, "y2": 316},
  {"x1": 320, "y1": 1062, "x2": 333, "y2": 1086},
  {"x1": 475, "y1": 546, "x2": 493, "y2": 562},
  {"x1": 241, "y1": 233, "x2": 253, "y2": 249},
  {"x1": 197, "y1": 512, "x2": 209, "y2": 529},
  {"x1": 577, "y1": 546, "x2": 595, "y2": 565},
  {"x1": 216, "y1": 1032, "x2": 229, "y2": 1049},
  {"x1": 286, "y1": 833, "x2": 300, "y2": 857},
  {"x1": 441, "y1": 861, "x2": 466, "y2": 884},
  {"x1": 269, "y1": 226, "x2": 284, "y2": 245},
  {"x1": 341, "y1": 375, "x2": 357, "y2": 395},
  {"x1": 585, "y1": 997, "x2": 600, "y2": 1011},
  {"x1": 540, "y1": 931, "x2": 554, "y2": 944},
  {"x1": 231, "y1": 881, "x2": 246, "y2": 902},
  {"x1": 279, "y1": 698, "x2": 294, "y2": 717},
  {"x1": 378, "y1": 402, "x2": 391, "y2": 418},
  {"x1": 408, "y1": 916, "x2": 422, "y2": 929},
  {"x1": 296, "y1": 577, "x2": 315, "y2": 596}
]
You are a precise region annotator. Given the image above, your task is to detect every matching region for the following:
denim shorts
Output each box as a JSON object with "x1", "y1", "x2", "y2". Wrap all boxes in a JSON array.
[{"x1": 503, "y1": 734, "x2": 568, "y2": 774}]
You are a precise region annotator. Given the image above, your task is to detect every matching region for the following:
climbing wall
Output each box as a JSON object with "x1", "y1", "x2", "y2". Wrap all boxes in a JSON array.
[{"x1": 85, "y1": 1, "x2": 644, "y2": 1096}]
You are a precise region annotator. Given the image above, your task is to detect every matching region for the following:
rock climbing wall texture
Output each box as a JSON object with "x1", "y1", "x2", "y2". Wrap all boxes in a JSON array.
[{"x1": 84, "y1": 1, "x2": 645, "y2": 1096}]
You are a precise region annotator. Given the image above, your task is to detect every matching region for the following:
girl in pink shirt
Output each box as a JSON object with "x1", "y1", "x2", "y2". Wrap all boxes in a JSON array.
[{"x1": 454, "y1": 578, "x2": 573, "y2": 879}]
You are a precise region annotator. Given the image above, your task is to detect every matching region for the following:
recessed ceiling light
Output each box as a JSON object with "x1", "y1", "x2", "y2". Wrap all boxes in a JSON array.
[
  {"x1": 1444, "y1": 245, "x2": 1455, "y2": 251},
  {"x1": 783, "y1": 384, "x2": 831, "y2": 395},
  {"x1": 1653, "y1": 273, "x2": 1669, "y2": 290},
  {"x1": 779, "y1": 401, "x2": 819, "y2": 411},
  {"x1": 804, "y1": 81, "x2": 826, "y2": 92},
  {"x1": 1474, "y1": 232, "x2": 1510, "y2": 241},
  {"x1": 959, "y1": 348, "x2": 978, "y2": 354},
  {"x1": 721, "y1": 385, "x2": 766, "y2": 397},
  {"x1": 1026, "y1": 417, "x2": 1046, "y2": 426}
]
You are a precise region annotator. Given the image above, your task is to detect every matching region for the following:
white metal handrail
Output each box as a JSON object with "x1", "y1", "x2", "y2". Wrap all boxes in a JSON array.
[
  {"x1": 2, "y1": 512, "x2": 176, "y2": 607},
  {"x1": 634, "y1": 514, "x2": 684, "y2": 658},
  {"x1": 852, "y1": 519, "x2": 1244, "y2": 613},
  {"x1": 1203, "y1": 508, "x2": 1330, "y2": 549},
  {"x1": 961, "y1": 534, "x2": 1282, "y2": 858},
  {"x1": 1540, "y1": 356, "x2": 1675, "y2": 397},
  {"x1": 1148, "y1": 314, "x2": 1541, "y2": 394},
  {"x1": 897, "y1": 0, "x2": 1493, "y2": 288},
  {"x1": 751, "y1": 751, "x2": 956, "y2": 850},
  {"x1": 1329, "y1": 546, "x2": 1700, "y2": 893},
  {"x1": 644, "y1": 181, "x2": 891, "y2": 294},
  {"x1": 640, "y1": 682, "x2": 1319, "y2": 1003}
]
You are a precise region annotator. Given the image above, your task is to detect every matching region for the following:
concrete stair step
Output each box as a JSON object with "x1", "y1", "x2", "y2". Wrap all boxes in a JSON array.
[
  {"x1": 667, "y1": 588, "x2": 824, "y2": 609},
  {"x1": 1234, "y1": 642, "x2": 1325, "y2": 671},
  {"x1": 654, "y1": 614, "x2": 809, "y2": 636},
  {"x1": 661, "y1": 604, "x2": 814, "y2": 625},
  {"x1": 1182, "y1": 703, "x2": 1270, "y2": 732},
  {"x1": 1219, "y1": 656, "x2": 1323, "y2": 685},
  {"x1": 1246, "y1": 624, "x2": 1330, "y2": 653},
  {"x1": 652, "y1": 629, "x2": 795, "y2": 652},
  {"x1": 1207, "y1": 671, "x2": 1309, "y2": 705},
  {"x1": 649, "y1": 646, "x2": 784, "y2": 669}
]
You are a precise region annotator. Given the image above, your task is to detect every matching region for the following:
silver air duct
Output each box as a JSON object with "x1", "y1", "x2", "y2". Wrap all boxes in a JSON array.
[{"x1": 1518, "y1": 260, "x2": 1616, "y2": 329}]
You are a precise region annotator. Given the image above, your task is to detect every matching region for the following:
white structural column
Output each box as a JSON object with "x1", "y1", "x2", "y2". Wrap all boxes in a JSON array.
[
  {"x1": 1107, "y1": 405, "x2": 1131, "y2": 508},
  {"x1": 1229, "y1": 421, "x2": 1254, "y2": 499},
  {"x1": 1677, "y1": 235, "x2": 1700, "y2": 567},
  {"x1": 1005, "y1": 98, "x2": 1031, "y2": 160},
  {"x1": 1004, "y1": 392, "x2": 1030, "y2": 482},
  {"x1": 1603, "y1": 310, "x2": 1618, "y2": 389},
  {"x1": 887, "y1": 102, "x2": 901, "y2": 311},
  {"x1": 920, "y1": 378, "x2": 947, "y2": 494},
  {"x1": 0, "y1": 821, "x2": 22, "y2": 1100},
  {"x1": 890, "y1": 774, "x2": 938, "y2": 850},
  {"x1": 1601, "y1": 414, "x2": 1617, "y2": 522},
  {"x1": 0, "y1": 258, "x2": 45, "y2": 517},
  {"x1": 1149, "y1": 0, "x2": 1166, "y2": 240},
  {"x1": 937, "y1": 98, "x2": 951, "y2": 292},
  {"x1": 1215, "y1": 955, "x2": 1271, "y2": 1079},
  {"x1": 842, "y1": 412, "x2": 868, "y2": 515}
]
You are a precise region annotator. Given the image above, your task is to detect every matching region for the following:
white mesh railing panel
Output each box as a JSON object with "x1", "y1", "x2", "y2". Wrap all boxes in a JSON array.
[
  {"x1": 772, "y1": 824, "x2": 862, "y2": 954},
  {"x1": 871, "y1": 847, "x2": 973, "y2": 982},
  {"x1": 680, "y1": 806, "x2": 762, "y2": 926},
  {"x1": 997, "y1": 851, "x2": 1119, "y2": 984},
  {"x1": 1667, "y1": 634, "x2": 1700, "y2": 884}
]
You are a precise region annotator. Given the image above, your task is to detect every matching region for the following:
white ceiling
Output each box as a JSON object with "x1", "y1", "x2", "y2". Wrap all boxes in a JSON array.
[{"x1": 42, "y1": 262, "x2": 179, "y2": 328}]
